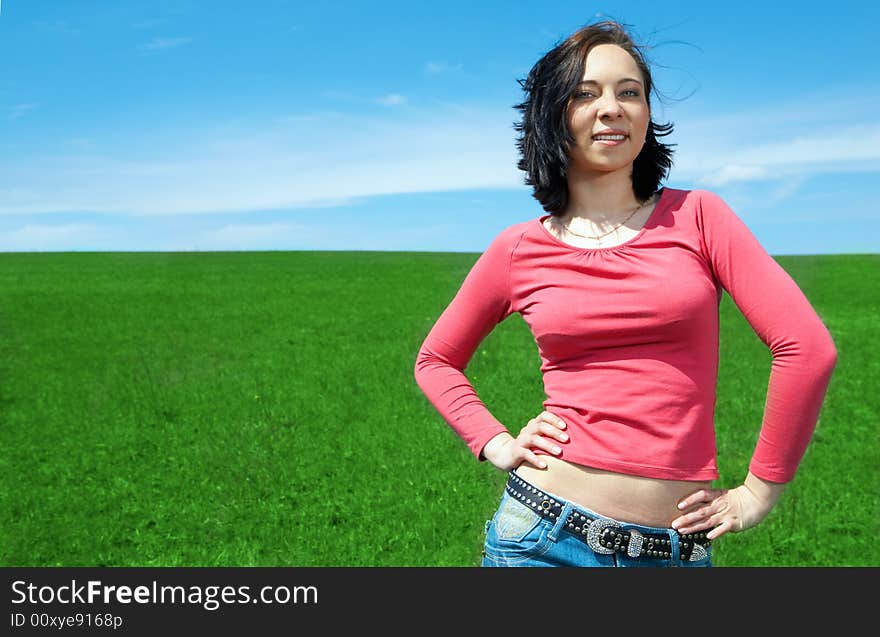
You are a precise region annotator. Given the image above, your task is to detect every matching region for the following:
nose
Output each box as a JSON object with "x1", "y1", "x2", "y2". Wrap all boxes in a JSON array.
[{"x1": 596, "y1": 93, "x2": 624, "y2": 119}]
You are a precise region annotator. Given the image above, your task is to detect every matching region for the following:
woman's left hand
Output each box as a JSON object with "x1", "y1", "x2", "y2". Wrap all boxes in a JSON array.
[{"x1": 670, "y1": 473, "x2": 786, "y2": 541}]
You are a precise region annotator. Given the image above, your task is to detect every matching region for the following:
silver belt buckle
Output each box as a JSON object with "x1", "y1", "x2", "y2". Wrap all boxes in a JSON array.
[{"x1": 586, "y1": 518, "x2": 620, "y2": 554}]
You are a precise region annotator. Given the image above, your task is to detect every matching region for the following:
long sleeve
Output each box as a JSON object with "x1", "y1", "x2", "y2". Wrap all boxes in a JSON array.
[
  {"x1": 696, "y1": 190, "x2": 838, "y2": 482},
  {"x1": 413, "y1": 227, "x2": 522, "y2": 460}
]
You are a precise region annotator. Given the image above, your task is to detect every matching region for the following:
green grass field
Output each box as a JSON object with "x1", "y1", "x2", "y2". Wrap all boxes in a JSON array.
[{"x1": 1, "y1": 251, "x2": 876, "y2": 566}]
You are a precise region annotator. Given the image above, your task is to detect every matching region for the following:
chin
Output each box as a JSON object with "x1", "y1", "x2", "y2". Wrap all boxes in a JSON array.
[{"x1": 574, "y1": 160, "x2": 634, "y2": 175}]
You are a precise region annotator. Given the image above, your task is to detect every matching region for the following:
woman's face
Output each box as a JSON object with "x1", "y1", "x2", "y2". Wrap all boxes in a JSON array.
[{"x1": 565, "y1": 44, "x2": 650, "y2": 177}]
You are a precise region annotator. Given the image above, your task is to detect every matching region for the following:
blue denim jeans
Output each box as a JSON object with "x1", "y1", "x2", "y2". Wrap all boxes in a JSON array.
[{"x1": 481, "y1": 475, "x2": 713, "y2": 568}]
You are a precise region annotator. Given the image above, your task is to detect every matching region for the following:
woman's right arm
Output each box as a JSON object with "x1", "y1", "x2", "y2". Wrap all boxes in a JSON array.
[
  {"x1": 413, "y1": 228, "x2": 519, "y2": 461},
  {"x1": 413, "y1": 227, "x2": 569, "y2": 468}
]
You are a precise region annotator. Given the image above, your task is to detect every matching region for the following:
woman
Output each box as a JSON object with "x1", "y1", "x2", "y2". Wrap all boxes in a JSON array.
[{"x1": 413, "y1": 20, "x2": 837, "y2": 567}]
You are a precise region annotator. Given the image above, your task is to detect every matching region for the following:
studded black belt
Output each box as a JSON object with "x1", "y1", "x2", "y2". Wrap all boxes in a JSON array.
[{"x1": 505, "y1": 471, "x2": 711, "y2": 562}]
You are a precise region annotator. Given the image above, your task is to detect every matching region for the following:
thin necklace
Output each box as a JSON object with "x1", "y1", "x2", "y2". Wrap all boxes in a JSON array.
[{"x1": 557, "y1": 193, "x2": 655, "y2": 241}]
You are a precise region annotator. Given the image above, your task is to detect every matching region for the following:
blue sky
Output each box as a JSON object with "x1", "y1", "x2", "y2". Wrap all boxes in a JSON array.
[{"x1": 1, "y1": 0, "x2": 878, "y2": 255}]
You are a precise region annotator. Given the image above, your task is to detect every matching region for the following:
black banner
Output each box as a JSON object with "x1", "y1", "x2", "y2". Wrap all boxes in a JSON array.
[{"x1": 1, "y1": 567, "x2": 871, "y2": 633}]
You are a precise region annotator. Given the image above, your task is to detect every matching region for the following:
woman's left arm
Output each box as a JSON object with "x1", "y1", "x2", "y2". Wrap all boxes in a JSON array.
[{"x1": 676, "y1": 191, "x2": 838, "y2": 538}]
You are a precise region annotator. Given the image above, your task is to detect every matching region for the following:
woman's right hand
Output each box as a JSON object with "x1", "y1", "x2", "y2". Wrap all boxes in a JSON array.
[{"x1": 480, "y1": 411, "x2": 569, "y2": 472}]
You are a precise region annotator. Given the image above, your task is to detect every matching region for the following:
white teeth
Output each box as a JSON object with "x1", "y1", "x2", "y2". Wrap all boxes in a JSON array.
[{"x1": 594, "y1": 134, "x2": 626, "y2": 141}]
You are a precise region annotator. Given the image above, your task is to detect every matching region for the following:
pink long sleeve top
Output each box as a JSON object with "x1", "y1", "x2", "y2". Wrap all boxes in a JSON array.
[{"x1": 414, "y1": 187, "x2": 838, "y2": 483}]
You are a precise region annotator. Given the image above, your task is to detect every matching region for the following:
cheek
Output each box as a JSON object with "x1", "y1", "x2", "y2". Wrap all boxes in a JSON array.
[
  {"x1": 567, "y1": 106, "x2": 595, "y2": 132},
  {"x1": 629, "y1": 108, "x2": 650, "y2": 140}
]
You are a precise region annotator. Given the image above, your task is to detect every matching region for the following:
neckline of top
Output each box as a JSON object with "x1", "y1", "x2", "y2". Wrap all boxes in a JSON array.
[{"x1": 536, "y1": 187, "x2": 670, "y2": 253}]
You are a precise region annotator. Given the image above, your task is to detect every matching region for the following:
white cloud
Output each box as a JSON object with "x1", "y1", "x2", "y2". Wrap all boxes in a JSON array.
[
  {"x1": 140, "y1": 37, "x2": 192, "y2": 52},
  {"x1": 195, "y1": 223, "x2": 309, "y2": 250},
  {"x1": 425, "y1": 62, "x2": 462, "y2": 75},
  {"x1": 767, "y1": 175, "x2": 809, "y2": 204},
  {"x1": 673, "y1": 119, "x2": 880, "y2": 189},
  {"x1": 697, "y1": 164, "x2": 769, "y2": 187},
  {"x1": 0, "y1": 104, "x2": 522, "y2": 216},
  {"x1": 376, "y1": 94, "x2": 408, "y2": 106},
  {"x1": 0, "y1": 223, "x2": 108, "y2": 251}
]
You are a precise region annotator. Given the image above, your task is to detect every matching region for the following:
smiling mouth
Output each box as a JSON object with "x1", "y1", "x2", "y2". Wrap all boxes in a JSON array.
[{"x1": 592, "y1": 134, "x2": 627, "y2": 141}]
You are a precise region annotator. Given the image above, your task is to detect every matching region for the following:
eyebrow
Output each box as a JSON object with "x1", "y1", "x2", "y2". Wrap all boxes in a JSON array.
[{"x1": 577, "y1": 78, "x2": 643, "y2": 86}]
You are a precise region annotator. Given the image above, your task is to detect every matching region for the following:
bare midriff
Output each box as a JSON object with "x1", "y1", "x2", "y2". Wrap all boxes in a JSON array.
[{"x1": 514, "y1": 455, "x2": 712, "y2": 528}]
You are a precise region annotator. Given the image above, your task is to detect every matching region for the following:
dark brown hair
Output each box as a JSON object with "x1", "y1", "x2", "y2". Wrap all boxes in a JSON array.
[{"x1": 514, "y1": 20, "x2": 675, "y2": 214}]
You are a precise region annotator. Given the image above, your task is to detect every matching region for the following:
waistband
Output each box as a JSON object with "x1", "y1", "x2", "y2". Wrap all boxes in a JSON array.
[{"x1": 506, "y1": 470, "x2": 711, "y2": 562}]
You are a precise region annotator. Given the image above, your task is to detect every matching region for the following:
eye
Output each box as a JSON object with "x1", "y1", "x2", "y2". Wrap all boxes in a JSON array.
[{"x1": 573, "y1": 88, "x2": 640, "y2": 100}]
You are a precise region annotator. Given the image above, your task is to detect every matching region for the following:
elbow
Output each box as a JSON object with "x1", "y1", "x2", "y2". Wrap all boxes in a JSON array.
[
  {"x1": 413, "y1": 344, "x2": 446, "y2": 386},
  {"x1": 820, "y1": 333, "x2": 839, "y2": 372},
  {"x1": 414, "y1": 325, "x2": 472, "y2": 388},
  {"x1": 414, "y1": 342, "x2": 465, "y2": 389},
  {"x1": 771, "y1": 323, "x2": 838, "y2": 374},
  {"x1": 802, "y1": 326, "x2": 838, "y2": 375},
  {"x1": 815, "y1": 318, "x2": 839, "y2": 370}
]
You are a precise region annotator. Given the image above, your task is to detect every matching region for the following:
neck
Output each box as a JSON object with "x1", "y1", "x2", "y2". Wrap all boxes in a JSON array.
[{"x1": 564, "y1": 167, "x2": 642, "y2": 224}]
